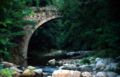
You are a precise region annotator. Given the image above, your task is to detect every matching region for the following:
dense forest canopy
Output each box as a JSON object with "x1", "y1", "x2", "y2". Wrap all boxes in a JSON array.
[{"x1": 0, "y1": 0, "x2": 120, "y2": 61}]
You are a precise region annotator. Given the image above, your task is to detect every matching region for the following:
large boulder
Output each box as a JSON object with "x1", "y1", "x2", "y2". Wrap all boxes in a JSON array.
[
  {"x1": 22, "y1": 66, "x2": 36, "y2": 77},
  {"x1": 52, "y1": 70, "x2": 81, "y2": 77},
  {"x1": 22, "y1": 69, "x2": 36, "y2": 77}
]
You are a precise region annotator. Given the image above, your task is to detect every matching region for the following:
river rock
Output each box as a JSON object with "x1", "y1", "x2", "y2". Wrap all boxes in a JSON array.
[
  {"x1": 52, "y1": 70, "x2": 81, "y2": 77},
  {"x1": 104, "y1": 63, "x2": 118, "y2": 71},
  {"x1": 103, "y1": 58, "x2": 113, "y2": 64},
  {"x1": 59, "y1": 63, "x2": 78, "y2": 70},
  {"x1": 96, "y1": 72, "x2": 107, "y2": 77},
  {"x1": 34, "y1": 69, "x2": 43, "y2": 74},
  {"x1": 22, "y1": 66, "x2": 36, "y2": 77},
  {"x1": 48, "y1": 59, "x2": 56, "y2": 65},
  {"x1": 2, "y1": 61, "x2": 15, "y2": 67},
  {"x1": 27, "y1": 66, "x2": 36, "y2": 70},
  {"x1": 80, "y1": 64, "x2": 93, "y2": 71},
  {"x1": 95, "y1": 58, "x2": 102, "y2": 63},
  {"x1": 34, "y1": 68, "x2": 43, "y2": 77},
  {"x1": 22, "y1": 69, "x2": 36, "y2": 77},
  {"x1": 81, "y1": 71, "x2": 92, "y2": 77},
  {"x1": 10, "y1": 66, "x2": 23, "y2": 73},
  {"x1": 117, "y1": 75, "x2": 120, "y2": 77},
  {"x1": 12, "y1": 71, "x2": 21, "y2": 77},
  {"x1": 106, "y1": 71, "x2": 117, "y2": 77},
  {"x1": 94, "y1": 60, "x2": 106, "y2": 71}
]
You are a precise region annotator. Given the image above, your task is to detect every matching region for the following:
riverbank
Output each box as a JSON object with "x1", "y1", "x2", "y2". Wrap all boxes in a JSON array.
[{"x1": 0, "y1": 56, "x2": 120, "y2": 77}]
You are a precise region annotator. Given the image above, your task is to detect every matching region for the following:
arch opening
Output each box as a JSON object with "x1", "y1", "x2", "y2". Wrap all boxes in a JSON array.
[{"x1": 27, "y1": 18, "x2": 62, "y2": 66}]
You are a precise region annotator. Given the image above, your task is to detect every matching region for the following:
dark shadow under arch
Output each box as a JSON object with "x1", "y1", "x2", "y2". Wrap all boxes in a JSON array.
[{"x1": 27, "y1": 18, "x2": 62, "y2": 65}]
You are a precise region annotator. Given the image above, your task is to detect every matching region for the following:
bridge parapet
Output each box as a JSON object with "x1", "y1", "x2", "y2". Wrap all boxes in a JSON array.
[{"x1": 25, "y1": 6, "x2": 60, "y2": 23}]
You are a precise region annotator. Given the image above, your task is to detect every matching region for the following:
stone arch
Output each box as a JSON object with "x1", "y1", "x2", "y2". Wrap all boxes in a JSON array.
[
  {"x1": 12, "y1": 6, "x2": 61, "y2": 66},
  {"x1": 23, "y1": 16, "x2": 61, "y2": 65}
]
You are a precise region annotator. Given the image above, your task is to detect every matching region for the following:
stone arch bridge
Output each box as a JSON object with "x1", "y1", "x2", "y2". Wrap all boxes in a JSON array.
[{"x1": 12, "y1": 6, "x2": 61, "y2": 66}]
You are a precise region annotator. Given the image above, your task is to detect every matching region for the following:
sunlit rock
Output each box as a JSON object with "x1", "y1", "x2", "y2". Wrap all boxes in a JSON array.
[
  {"x1": 52, "y1": 70, "x2": 81, "y2": 77},
  {"x1": 22, "y1": 66, "x2": 36, "y2": 77},
  {"x1": 48, "y1": 59, "x2": 56, "y2": 65},
  {"x1": 81, "y1": 71, "x2": 92, "y2": 77},
  {"x1": 27, "y1": 66, "x2": 36, "y2": 70},
  {"x1": 22, "y1": 69, "x2": 36, "y2": 77}
]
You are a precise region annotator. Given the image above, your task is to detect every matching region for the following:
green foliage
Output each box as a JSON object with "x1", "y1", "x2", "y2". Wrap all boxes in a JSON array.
[
  {"x1": 1, "y1": 0, "x2": 120, "y2": 61},
  {"x1": 79, "y1": 58, "x2": 90, "y2": 64},
  {"x1": 49, "y1": 0, "x2": 64, "y2": 10},
  {"x1": 0, "y1": 0, "x2": 32, "y2": 60},
  {"x1": 0, "y1": 68, "x2": 13, "y2": 77},
  {"x1": 59, "y1": 0, "x2": 120, "y2": 57},
  {"x1": 28, "y1": 0, "x2": 120, "y2": 58}
]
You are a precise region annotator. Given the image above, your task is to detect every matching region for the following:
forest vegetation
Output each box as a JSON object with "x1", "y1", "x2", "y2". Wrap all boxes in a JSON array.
[{"x1": 0, "y1": 0, "x2": 120, "y2": 61}]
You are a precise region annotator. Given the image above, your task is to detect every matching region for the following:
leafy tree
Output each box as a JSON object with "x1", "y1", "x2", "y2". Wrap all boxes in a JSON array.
[
  {"x1": 60, "y1": 0, "x2": 120, "y2": 57},
  {"x1": 0, "y1": 0, "x2": 32, "y2": 60},
  {"x1": 36, "y1": 0, "x2": 120, "y2": 57}
]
